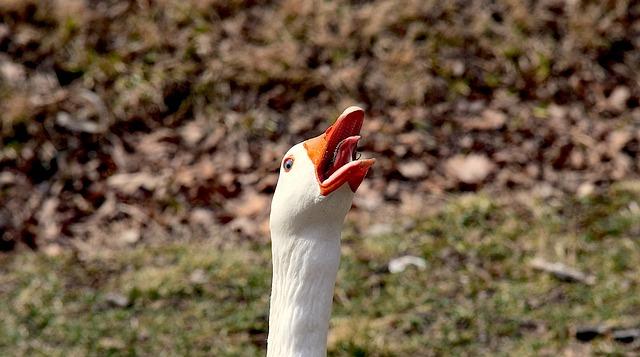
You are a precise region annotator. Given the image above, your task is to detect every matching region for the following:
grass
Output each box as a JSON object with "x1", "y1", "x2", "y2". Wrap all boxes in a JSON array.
[{"x1": 2, "y1": 184, "x2": 640, "y2": 356}]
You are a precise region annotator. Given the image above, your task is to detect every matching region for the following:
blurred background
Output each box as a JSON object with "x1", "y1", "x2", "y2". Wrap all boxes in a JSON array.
[{"x1": 1, "y1": 0, "x2": 639, "y2": 355}]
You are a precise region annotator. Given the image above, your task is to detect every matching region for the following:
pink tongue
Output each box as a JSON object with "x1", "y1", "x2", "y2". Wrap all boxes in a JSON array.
[{"x1": 327, "y1": 136, "x2": 360, "y2": 177}]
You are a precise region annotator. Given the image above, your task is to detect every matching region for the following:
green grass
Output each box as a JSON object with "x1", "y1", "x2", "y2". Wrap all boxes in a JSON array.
[{"x1": 2, "y1": 184, "x2": 640, "y2": 356}]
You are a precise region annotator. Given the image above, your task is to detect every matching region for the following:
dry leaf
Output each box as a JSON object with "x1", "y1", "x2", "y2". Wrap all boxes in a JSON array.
[
  {"x1": 119, "y1": 228, "x2": 140, "y2": 244},
  {"x1": 463, "y1": 109, "x2": 506, "y2": 130},
  {"x1": 445, "y1": 154, "x2": 494, "y2": 184},
  {"x1": 56, "y1": 111, "x2": 103, "y2": 133},
  {"x1": 190, "y1": 208, "x2": 214, "y2": 226},
  {"x1": 104, "y1": 292, "x2": 130, "y2": 308},
  {"x1": 189, "y1": 269, "x2": 208, "y2": 284},
  {"x1": 388, "y1": 255, "x2": 427, "y2": 273},
  {"x1": 237, "y1": 150, "x2": 253, "y2": 170},
  {"x1": 607, "y1": 86, "x2": 630, "y2": 111},
  {"x1": 226, "y1": 192, "x2": 269, "y2": 218},
  {"x1": 607, "y1": 130, "x2": 631, "y2": 154},
  {"x1": 202, "y1": 127, "x2": 226, "y2": 151},
  {"x1": 229, "y1": 216, "x2": 263, "y2": 238},
  {"x1": 576, "y1": 182, "x2": 595, "y2": 198},
  {"x1": 37, "y1": 197, "x2": 60, "y2": 241},
  {"x1": 0, "y1": 60, "x2": 25, "y2": 83},
  {"x1": 397, "y1": 160, "x2": 428, "y2": 179},
  {"x1": 136, "y1": 130, "x2": 174, "y2": 162},
  {"x1": 107, "y1": 172, "x2": 165, "y2": 194},
  {"x1": 180, "y1": 121, "x2": 207, "y2": 147},
  {"x1": 365, "y1": 223, "x2": 393, "y2": 237}
]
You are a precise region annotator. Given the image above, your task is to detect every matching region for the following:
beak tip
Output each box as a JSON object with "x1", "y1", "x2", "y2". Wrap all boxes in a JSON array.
[
  {"x1": 361, "y1": 158, "x2": 376, "y2": 167},
  {"x1": 344, "y1": 105, "x2": 364, "y2": 113},
  {"x1": 340, "y1": 106, "x2": 365, "y2": 120}
]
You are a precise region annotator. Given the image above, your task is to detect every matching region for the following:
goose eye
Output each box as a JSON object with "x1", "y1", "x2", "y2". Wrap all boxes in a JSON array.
[{"x1": 283, "y1": 157, "x2": 294, "y2": 172}]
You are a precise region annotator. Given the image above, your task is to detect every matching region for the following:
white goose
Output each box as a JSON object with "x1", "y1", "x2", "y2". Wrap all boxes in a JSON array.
[{"x1": 268, "y1": 106, "x2": 375, "y2": 357}]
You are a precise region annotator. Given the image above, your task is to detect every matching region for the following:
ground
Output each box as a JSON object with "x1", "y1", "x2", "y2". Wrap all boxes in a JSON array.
[
  {"x1": 2, "y1": 183, "x2": 639, "y2": 355},
  {"x1": 1, "y1": 0, "x2": 639, "y2": 355},
  {"x1": 1, "y1": 0, "x2": 639, "y2": 248}
]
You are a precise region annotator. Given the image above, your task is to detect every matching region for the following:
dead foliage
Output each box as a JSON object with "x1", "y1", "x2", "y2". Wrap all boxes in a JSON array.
[{"x1": 0, "y1": 0, "x2": 639, "y2": 249}]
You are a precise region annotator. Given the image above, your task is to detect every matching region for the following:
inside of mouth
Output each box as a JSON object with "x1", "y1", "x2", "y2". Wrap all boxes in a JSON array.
[{"x1": 323, "y1": 135, "x2": 360, "y2": 180}]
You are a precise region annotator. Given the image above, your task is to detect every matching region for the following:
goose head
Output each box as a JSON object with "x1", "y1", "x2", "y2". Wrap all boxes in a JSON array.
[{"x1": 270, "y1": 106, "x2": 375, "y2": 237}]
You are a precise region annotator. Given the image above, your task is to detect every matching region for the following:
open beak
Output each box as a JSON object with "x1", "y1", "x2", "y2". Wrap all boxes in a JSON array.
[{"x1": 303, "y1": 106, "x2": 375, "y2": 196}]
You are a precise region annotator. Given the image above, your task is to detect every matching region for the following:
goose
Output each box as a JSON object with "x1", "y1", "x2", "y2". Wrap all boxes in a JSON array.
[{"x1": 267, "y1": 106, "x2": 375, "y2": 357}]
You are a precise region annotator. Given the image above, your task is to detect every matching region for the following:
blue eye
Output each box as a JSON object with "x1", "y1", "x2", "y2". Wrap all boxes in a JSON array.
[{"x1": 283, "y1": 157, "x2": 294, "y2": 172}]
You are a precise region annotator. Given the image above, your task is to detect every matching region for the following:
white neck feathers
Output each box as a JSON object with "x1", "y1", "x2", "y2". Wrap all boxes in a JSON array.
[{"x1": 267, "y1": 228, "x2": 342, "y2": 357}]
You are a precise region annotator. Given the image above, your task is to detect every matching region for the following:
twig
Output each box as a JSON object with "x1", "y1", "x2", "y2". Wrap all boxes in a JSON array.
[{"x1": 530, "y1": 257, "x2": 596, "y2": 285}]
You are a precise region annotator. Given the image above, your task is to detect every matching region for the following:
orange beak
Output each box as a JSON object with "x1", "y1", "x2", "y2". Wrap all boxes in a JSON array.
[{"x1": 303, "y1": 106, "x2": 375, "y2": 196}]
